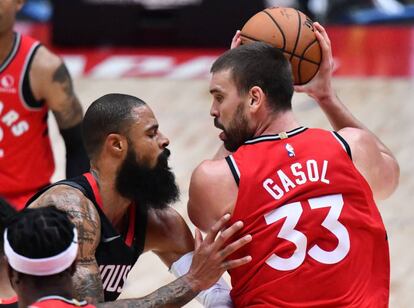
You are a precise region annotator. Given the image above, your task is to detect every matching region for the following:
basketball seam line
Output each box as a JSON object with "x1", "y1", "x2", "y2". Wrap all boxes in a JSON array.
[
  {"x1": 298, "y1": 38, "x2": 321, "y2": 83},
  {"x1": 292, "y1": 9, "x2": 303, "y2": 83},
  {"x1": 262, "y1": 10, "x2": 286, "y2": 51},
  {"x1": 240, "y1": 33, "x2": 320, "y2": 65}
]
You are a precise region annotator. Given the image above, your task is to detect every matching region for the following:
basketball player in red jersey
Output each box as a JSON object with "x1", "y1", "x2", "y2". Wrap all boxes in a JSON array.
[
  {"x1": 188, "y1": 23, "x2": 400, "y2": 307},
  {"x1": 0, "y1": 0, "x2": 89, "y2": 210}
]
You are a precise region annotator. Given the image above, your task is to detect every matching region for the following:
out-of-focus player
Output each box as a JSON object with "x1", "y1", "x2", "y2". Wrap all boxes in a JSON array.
[{"x1": 0, "y1": 0, "x2": 89, "y2": 210}]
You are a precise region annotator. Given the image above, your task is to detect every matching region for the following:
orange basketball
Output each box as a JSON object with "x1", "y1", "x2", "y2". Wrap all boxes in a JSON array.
[{"x1": 241, "y1": 7, "x2": 321, "y2": 85}]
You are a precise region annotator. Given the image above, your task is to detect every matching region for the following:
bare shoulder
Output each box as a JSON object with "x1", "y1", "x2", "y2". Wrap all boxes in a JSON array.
[
  {"x1": 188, "y1": 159, "x2": 238, "y2": 232},
  {"x1": 190, "y1": 158, "x2": 232, "y2": 185},
  {"x1": 30, "y1": 45, "x2": 62, "y2": 77},
  {"x1": 337, "y1": 127, "x2": 399, "y2": 199},
  {"x1": 337, "y1": 127, "x2": 370, "y2": 148}
]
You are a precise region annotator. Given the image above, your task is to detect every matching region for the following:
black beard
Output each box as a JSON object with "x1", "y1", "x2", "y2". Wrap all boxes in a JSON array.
[
  {"x1": 115, "y1": 148, "x2": 180, "y2": 211},
  {"x1": 222, "y1": 104, "x2": 253, "y2": 152}
]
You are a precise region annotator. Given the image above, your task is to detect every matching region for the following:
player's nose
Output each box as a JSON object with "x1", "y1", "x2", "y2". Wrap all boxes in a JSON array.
[{"x1": 158, "y1": 131, "x2": 169, "y2": 149}]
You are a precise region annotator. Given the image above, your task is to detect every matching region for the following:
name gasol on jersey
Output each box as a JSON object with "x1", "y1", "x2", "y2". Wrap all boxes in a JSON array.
[{"x1": 263, "y1": 159, "x2": 330, "y2": 200}]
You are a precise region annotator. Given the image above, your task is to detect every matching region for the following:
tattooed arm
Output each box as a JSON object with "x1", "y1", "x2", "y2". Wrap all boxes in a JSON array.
[
  {"x1": 98, "y1": 214, "x2": 252, "y2": 308},
  {"x1": 30, "y1": 46, "x2": 89, "y2": 177},
  {"x1": 30, "y1": 46, "x2": 83, "y2": 129},
  {"x1": 28, "y1": 185, "x2": 104, "y2": 304}
]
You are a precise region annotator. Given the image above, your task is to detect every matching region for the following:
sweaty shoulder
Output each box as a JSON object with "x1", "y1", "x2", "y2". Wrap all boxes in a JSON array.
[{"x1": 188, "y1": 159, "x2": 238, "y2": 232}]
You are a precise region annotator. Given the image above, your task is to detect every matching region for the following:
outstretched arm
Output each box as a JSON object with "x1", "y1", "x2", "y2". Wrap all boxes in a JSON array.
[
  {"x1": 28, "y1": 186, "x2": 104, "y2": 304},
  {"x1": 98, "y1": 214, "x2": 251, "y2": 307},
  {"x1": 295, "y1": 23, "x2": 399, "y2": 199}
]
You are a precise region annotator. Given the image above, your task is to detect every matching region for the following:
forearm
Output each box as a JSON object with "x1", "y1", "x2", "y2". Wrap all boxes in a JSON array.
[
  {"x1": 73, "y1": 264, "x2": 105, "y2": 304},
  {"x1": 97, "y1": 275, "x2": 198, "y2": 308}
]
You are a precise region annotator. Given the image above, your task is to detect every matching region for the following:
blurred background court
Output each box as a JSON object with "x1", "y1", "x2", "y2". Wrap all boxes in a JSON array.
[{"x1": 18, "y1": 0, "x2": 414, "y2": 306}]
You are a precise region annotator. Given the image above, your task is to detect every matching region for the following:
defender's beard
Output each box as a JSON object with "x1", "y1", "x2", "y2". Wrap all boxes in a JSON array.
[{"x1": 115, "y1": 148, "x2": 180, "y2": 210}]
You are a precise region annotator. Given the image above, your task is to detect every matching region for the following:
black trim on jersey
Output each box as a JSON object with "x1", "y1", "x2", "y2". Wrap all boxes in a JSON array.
[
  {"x1": 0, "y1": 33, "x2": 20, "y2": 73},
  {"x1": 26, "y1": 177, "x2": 147, "y2": 251},
  {"x1": 22, "y1": 44, "x2": 45, "y2": 109},
  {"x1": 34, "y1": 295, "x2": 88, "y2": 306},
  {"x1": 0, "y1": 303, "x2": 18, "y2": 308},
  {"x1": 244, "y1": 127, "x2": 308, "y2": 145},
  {"x1": 225, "y1": 156, "x2": 240, "y2": 186},
  {"x1": 333, "y1": 131, "x2": 352, "y2": 159},
  {"x1": 0, "y1": 299, "x2": 18, "y2": 308}
]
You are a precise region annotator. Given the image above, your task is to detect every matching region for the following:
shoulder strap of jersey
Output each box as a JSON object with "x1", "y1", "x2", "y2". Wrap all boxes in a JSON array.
[
  {"x1": 225, "y1": 155, "x2": 240, "y2": 186},
  {"x1": 25, "y1": 175, "x2": 88, "y2": 207},
  {"x1": 332, "y1": 131, "x2": 352, "y2": 159}
]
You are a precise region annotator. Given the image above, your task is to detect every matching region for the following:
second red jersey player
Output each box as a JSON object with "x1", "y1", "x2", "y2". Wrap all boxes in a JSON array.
[{"x1": 226, "y1": 128, "x2": 389, "y2": 307}]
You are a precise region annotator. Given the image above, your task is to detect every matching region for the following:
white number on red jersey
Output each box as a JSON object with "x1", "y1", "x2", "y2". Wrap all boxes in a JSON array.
[{"x1": 264, "y1": 194, "x2": 350, "y2": 271}]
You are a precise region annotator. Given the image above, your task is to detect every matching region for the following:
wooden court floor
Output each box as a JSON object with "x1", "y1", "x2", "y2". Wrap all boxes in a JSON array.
[{"x1": 48, "y1": 77, "x2": 413, "y2": 307}]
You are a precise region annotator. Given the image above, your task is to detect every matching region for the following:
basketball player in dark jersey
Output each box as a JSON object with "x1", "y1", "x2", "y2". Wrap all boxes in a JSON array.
[
  {"x1": 0, "y1": 0, "x2": 89, "y2": 210},
  {"x1": 0, "y1": 198, "x2": 17, "y2": 308},
  {"x1": 27, "y1": 94, "x2": 252, "y2": 306},
  {"x1": 188, "y1": 24, "x2": 399, "y2": 306},
  {"x1": 4, "y1": 206, "x2": 96, "y2": 308}
]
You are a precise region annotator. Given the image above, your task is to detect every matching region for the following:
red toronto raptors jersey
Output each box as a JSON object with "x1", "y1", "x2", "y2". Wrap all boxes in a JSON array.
[
  {"x1": 226, "y1": 127, "x2": 389, "y2": 307},
  {"x1": 0, "y1": 33, "x2": 54, "y2": 210},
  {"x1": 29, "y1": 296, "x2": 95, "y2": 308}
]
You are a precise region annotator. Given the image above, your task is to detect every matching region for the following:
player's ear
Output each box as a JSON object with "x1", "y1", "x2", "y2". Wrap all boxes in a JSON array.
[
  {"x1": 248, "y1": 86, "x2": 264, "y2": 113},
  {"x1": 105, "y1": 133, "x2": 127, "y2": 158}
]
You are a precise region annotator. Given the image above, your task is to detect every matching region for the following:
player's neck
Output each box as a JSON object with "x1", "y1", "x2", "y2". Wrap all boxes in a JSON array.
[
  {"x1": 90, "y1": 167, "x2": 132, "y2": 227},
  {"x1": 18, "y1": 279, "x2": 73, "y2": 308},
  {"x1": 255, "y1": 110, "x2": 300, "y2": 137},
  {"x1": 0, "y1": 30, "x2": 15, "y2": 65},
  {"x1": 0, "y1": 260, "x2": 16, "y2": 299}
]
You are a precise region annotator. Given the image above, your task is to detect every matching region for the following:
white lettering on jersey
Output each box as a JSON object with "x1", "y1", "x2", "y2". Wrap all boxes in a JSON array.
[
  {"x1": 263, "y1": 160, "x2": 330, "y2": 200},
  {"x1": 2, "y1": 110, "x2": 19, "y2": 127},
  {"x1": 99, "y1": 265, "x2": 132, "y2": 294},
  {"x1": 12, "y1": 121, "x2": 29, "y2": 136},
  {"x1": 0, "y1": 102, "x2": 31, "y2": 159}
]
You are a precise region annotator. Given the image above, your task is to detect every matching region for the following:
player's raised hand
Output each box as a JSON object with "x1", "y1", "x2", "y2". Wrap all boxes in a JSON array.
[
  {"x1": 186, "y1": 214, "x2": 252, "y2": 292},
  {"x1": 294, "y1": 22, "x2": 335, "y2": 104},
  {"x1": 230, "y1": 30, "x2": 242, "y2": 49}
]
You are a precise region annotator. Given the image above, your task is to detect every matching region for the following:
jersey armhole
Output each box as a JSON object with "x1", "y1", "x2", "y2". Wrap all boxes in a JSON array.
[
  {"x1": 225, "y1": 155, "x2": 240, "y2": 186},
  {"x1": 332, "y1": 131, "x2": 352, "y2": 159},
  {"x1": 22, "y1": 43, "x2": 45, "y2": 109}
]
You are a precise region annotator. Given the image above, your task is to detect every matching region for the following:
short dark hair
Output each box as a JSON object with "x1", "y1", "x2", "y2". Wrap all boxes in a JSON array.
[
  {"x1": 211, "y1": 42, "x2": 294, "y2": 113},
  {"x1": 6, "y1": 206, "x2": 75, "y2": 259},
  {"x1": 82, "y1": 93, "x2": 146, "y2": 160},
  {"x1": 0, "y1": 197, "x2": 16, "y2": 255}
]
